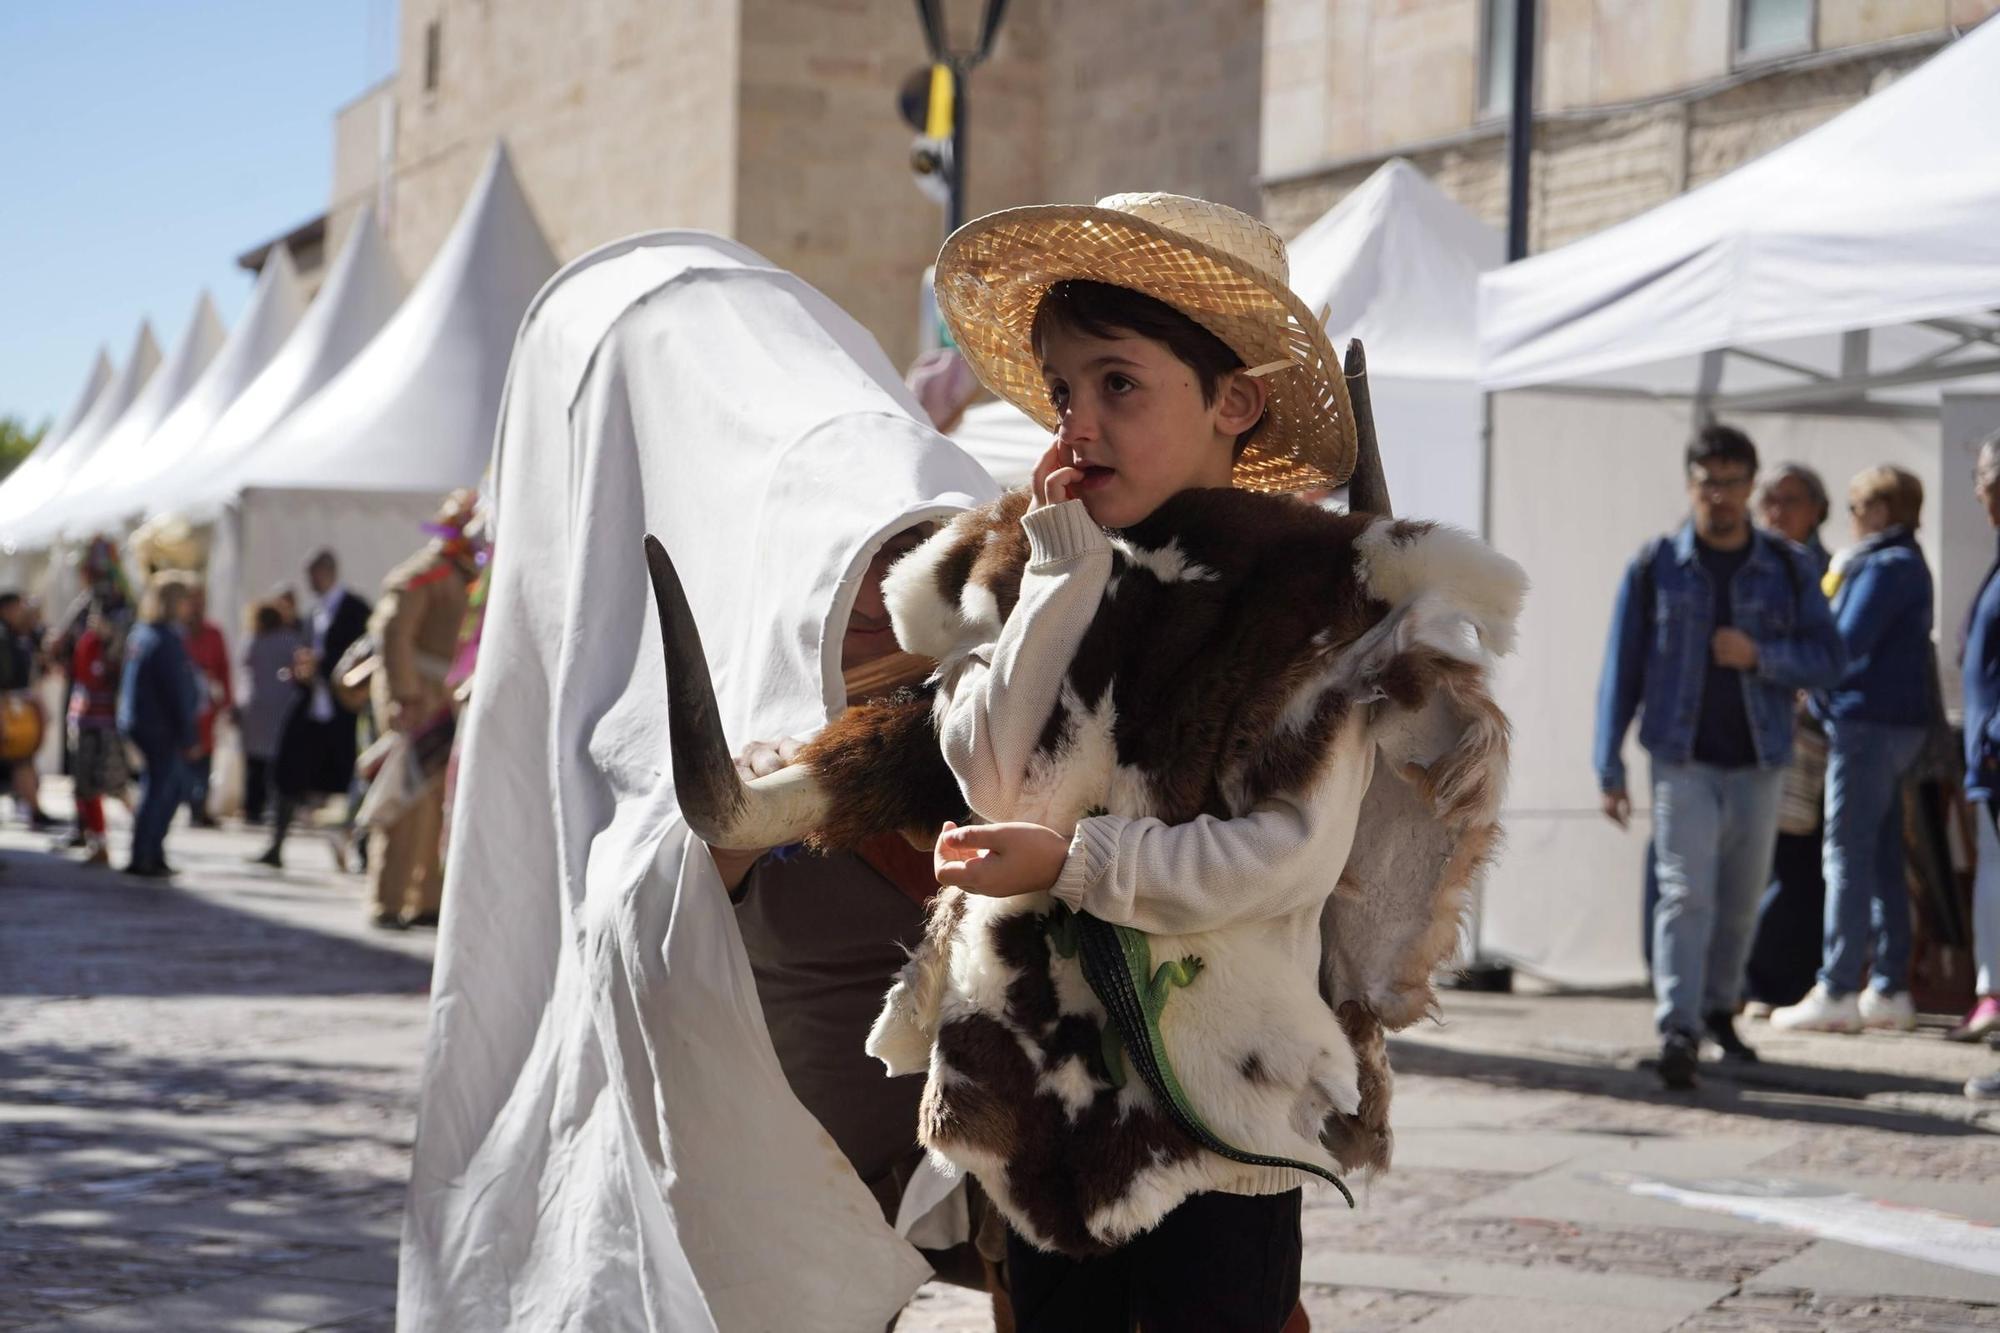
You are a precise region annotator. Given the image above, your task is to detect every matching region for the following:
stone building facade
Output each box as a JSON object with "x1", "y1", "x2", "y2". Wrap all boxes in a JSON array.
[
  {"x1": 1261, "y1": 0, "x2": 1999, "y2": 246},
  {"x1": 273, "y1": 0, "x2": 1263, "y2": 371}
]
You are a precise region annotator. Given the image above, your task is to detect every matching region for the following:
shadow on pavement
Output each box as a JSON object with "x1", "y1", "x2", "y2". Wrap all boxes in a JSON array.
[
  {"x1": 0, "y1": 845, "x2": 432, "y2": 999},
  {"x1": 1390, "y1": 1035, "x2": 1989, "y2": 1138}
]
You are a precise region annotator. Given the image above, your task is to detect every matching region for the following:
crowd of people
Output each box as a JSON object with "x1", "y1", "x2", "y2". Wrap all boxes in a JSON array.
[
  {"x1": 1596, "y1": 424, "x2": 2000, "y2": 1099},
  {"x1": 0, "y1": 493, "x2": 485, "y2": 929}
]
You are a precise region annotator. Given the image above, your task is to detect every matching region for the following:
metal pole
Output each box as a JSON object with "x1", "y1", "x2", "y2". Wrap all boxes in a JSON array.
[
  {"x1": 949, "y1": 63, "x2": 966, "y2": 234},
  {"x1": 1505, "y1": 0, "x2": 1537, "y2": 261}
]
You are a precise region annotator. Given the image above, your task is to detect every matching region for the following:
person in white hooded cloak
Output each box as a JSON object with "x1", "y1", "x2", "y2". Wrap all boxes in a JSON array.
[{"x1": 397, "y1": 232, "x2": 999, "y2": 1331}]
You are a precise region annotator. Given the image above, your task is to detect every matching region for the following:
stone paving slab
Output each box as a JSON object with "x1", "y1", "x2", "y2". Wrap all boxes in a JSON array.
[{"x1": 1745, "y1": 1239, "x2": 2000, "y2": 1305}]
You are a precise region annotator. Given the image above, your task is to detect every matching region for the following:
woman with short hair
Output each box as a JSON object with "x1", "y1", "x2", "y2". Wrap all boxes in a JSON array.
[{"x1": 1773, "y1": 465, "x2": 1935, "y2": 1032}]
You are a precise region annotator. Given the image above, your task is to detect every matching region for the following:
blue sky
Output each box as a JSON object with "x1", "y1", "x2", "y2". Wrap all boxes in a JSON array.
[{"x1": 0, "y1": 1, "x2": 399, "y2": 429}]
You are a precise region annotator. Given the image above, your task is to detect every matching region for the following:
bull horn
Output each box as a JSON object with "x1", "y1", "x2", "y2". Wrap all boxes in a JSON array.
[
  {"x1": 644, "y1": 534, "x2": 829, "y2": 850},
  {"x1": 1343, "y1": 339, "x2": 1392, "y2": 519}
]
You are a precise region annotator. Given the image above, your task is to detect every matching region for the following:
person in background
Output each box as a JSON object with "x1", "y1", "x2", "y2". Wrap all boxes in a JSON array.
[
  {"x1": 1596, "y1": 425, "x2": 1845, "y2": 1089},
  {"x1": 178, "y1": 584, "x2": 233, "y2": 829},
  {"x1": 1956, "y1": 433, "x2": 2000, "y2": 1047},
  {"x1": 238, "y1": 599, "x2": 303, "y2": 827},
  {"x1": 0, "y1": 591, "x2": 55, "y2": 831},
  {"x1": 1774, "y1": 466, "x2": 1935, "y2": 1033},
  {"x1": 365, "y1": 492, "x2": 481, "y2": 929},
  {"x1": 1741, "y1": 462, "x2": 1836, "y2": 1014},
  {"x1": 50, "y1": 539, "x2": 135, "y2": 849},
  {"x1": 117, "y1": 573, "x2": 200, "y2": 879},
  {"x1": 66, "y1": 599, "x2": 130, "y2": 865},
  {"x1": 272, "y1": 585, "x2": 302, "y2": 630},
  {"x1": 255, "y1": 551, "x2": 370, "y2": 870}
]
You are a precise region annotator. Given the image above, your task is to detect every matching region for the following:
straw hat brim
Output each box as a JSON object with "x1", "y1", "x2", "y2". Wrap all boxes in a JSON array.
[{"x1": 934, "y1": 203, "x2": 1357, "y2": 494}]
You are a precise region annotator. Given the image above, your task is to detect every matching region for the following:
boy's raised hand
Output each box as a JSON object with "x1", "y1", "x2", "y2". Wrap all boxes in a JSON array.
[
  {"x1": 1030, "y1": 439, "x2": 1083, "y2": 510},
  {"x1": 934, "y1": 819, "x2": 1069, "y2": 897}
]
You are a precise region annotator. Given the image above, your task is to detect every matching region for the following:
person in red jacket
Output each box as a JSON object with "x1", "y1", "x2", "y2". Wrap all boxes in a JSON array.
[
  {"x1": 67, "y1": 599, "x2": 130, "y2": 865},
  {"x1": 179, "y1": 585, "x2": 234, "y2": 829}
]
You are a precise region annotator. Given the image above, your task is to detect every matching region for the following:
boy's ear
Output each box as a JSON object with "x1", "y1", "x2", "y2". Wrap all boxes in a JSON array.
[{"x1": 1214, "y1": 368, "x2": 1269, "y2": 439}]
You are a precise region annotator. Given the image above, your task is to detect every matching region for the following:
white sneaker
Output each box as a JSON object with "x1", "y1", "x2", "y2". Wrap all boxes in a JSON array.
[
  {"x1": 1770, "y1": 984, "x2": 1863, "y2": 1033},
  {"x1": 1859, "y1": 988, "x2": 1918, "y2": 1032}
]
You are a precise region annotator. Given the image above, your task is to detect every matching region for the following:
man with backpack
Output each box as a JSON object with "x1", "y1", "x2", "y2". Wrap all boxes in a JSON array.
[{"x1": 1596, "y1": 425, "x2": 1845, "y2": 1089}]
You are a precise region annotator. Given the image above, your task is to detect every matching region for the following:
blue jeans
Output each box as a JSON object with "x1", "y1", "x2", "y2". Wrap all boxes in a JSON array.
[
  {"x1": 132, "y1": 743, "x2": 187, "y2": 870},
  {"x1": 1651, "y1": 762, "x2": 1785, "y2": 1037},
  {"x1": 1819, "y1": 719, "x2": 1925, "y2": 995}
]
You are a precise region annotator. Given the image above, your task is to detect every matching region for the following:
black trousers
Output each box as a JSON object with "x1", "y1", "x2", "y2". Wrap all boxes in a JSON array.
[
  {"x1": 243, "y1": 756, "x2": 273, "y2": 823},
  {"x1": 1005, "y1": 1189, "x2": 1302, "y2": 1333}
]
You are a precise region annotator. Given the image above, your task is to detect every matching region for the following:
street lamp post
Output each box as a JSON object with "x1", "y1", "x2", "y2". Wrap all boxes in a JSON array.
[{"x1": 913, "y1": 0, "x2": 1011, "y2": 235}]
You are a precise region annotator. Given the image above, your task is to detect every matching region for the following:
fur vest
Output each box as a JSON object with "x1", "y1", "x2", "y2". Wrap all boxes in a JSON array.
[{"x1": 800, "y1": 488, "x2": 1525, "y2": 1255}]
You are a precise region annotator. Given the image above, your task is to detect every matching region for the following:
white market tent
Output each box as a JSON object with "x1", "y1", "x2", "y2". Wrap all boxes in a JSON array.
[
  {"x1": 947, "y1": 159, "x2": 1501, "y2": 531},
  {"x1": 1474, "y1": 18, "x2": 2000, "y2": 986},
  {"x1": 55, "y1": 248, "x2": 308, "y2": 538},
  {"x1": 0, "y1": 322, "x2": 160, "y2": 542},
  {"x1": 154, "y1": 205, "x2": 407, "y2": 522},
  {"x1": 1293, "y1": 157, "x2": 1500, "y2": 531},
  {"x1": 1481, "y1": 17, "x2": 2000, "y2": 410},
  {"x1": 204, "y1": 143, "x2": 557, "y2": 643},
  {"x1": 0, "y1": 349, "x2": 111, "y2": 526},
  {"x1": 22, "y1": 295, "x2": 226, "y2": 548}
]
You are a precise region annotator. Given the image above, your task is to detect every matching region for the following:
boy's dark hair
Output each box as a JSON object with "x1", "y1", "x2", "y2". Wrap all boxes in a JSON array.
[
  {"x1": 0, "y1": 591, "x2": 20, "y2": 616},
  {"x1": 1686, "y1": 423, "x2": 1758, "y2": 475},
  {"x1": 252, "y1": 602, "x2": 284, "y2": 634},
  {"x1": 1031, "y1": 279, "x2": 1266, "y2": 455}
]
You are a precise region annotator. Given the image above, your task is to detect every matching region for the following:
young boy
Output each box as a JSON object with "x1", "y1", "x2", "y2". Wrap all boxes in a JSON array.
[{"x1": 872, "y1": 194, "x2": 1520, "y2": 1331}]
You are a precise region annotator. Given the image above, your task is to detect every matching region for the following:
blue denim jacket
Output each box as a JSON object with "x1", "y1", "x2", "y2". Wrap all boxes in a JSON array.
[
  {"x1": 1962, "y1": 538, "x2": 2000, "y2": 803},
  {"x1": 1594, "y1": 522, "x2": 1846, "y2": 793},
  {"x1": 1814, "y1": 527, "x2": 1934, "y2": 727}
]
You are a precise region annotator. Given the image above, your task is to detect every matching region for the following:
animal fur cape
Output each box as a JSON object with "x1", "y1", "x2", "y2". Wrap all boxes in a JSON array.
[{"x1": 787, "y1": 486, "x2": 1526, "y2": 1255}]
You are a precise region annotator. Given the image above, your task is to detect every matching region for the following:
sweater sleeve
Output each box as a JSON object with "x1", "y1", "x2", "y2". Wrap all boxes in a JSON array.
[
  {"x1": 936, "y1": 499, "x2": 1113, "y2": 820},
  {"x1": 1049, "y1": 733, "x2": 1373, "y2": 935}
]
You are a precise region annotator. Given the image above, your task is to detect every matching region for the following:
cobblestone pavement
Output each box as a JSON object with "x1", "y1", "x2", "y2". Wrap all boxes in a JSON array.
[
  {"x1": 1, "y1": 812, "x2": 428, "y2": 1332},
  {"x1": 9, "y1": 810, "x2": 2000, "y2": 1330}
]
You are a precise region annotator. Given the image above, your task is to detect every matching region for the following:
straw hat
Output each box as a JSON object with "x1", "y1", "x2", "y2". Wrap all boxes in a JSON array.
[{"x1": 934, "y1": 192, "x2": 1357, "y2": 493}]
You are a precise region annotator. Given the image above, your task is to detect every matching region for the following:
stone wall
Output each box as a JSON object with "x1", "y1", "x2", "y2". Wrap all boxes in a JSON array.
[
  {"x1": 1263, "y1": 39, "x2": 1955, "y2": 248},
  {"x1": 345, "y1": 0, "x2": 1264, "y2": 373},
  {"x1": 381, "y1": 0, "x2": 741, "y2": 288},
  {"x1": 1264, "y1": 0, "x2": 1995, "y2": 191}
]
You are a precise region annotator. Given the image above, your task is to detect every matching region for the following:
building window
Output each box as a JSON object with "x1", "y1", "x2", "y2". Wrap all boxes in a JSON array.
[
  {"x1": 1736, "y1": 0, "x2": 1813, "y2": 61},
  {"x1": 1479, "y1": 0, "x2": 1519, "y2": 119},
  {"x1": 423, "y1": 20, "x2": 442, "y2": 93}
]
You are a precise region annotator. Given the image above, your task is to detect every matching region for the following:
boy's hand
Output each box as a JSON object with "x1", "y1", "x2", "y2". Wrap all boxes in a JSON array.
[
  {"x1": 1030, "y1": 440, "x2": 1083, "y2": 510},
  {"x1": 934, "y1": 819, "x2": 1069, "y2": 897}
]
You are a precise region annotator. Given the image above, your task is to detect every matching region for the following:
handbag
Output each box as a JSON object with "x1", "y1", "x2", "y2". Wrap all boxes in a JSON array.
[{"x1": 1777, "y1": 707, "x2": 1827, "y2": 836}]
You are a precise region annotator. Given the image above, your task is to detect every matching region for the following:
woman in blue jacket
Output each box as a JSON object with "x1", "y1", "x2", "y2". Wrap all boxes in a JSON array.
[
  {"x1": 117, "y1": 573, "x2": 201, "y2": 878},
  {"x1": 1959, "y1": 435, "x2": 2000, "y2": 1062},
  {"x1": 1773, "y1": 466, "x2": 1934, "y2": 1033}
]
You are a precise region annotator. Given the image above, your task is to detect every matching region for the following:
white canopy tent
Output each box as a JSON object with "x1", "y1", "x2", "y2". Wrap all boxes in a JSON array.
[
  {"x1": 947, "y1": 159, "x2": 1501, "y2": 532},
  {"x1": 21, "y1": 295, "x2": 225, "y2": 548},
  {"x1": 1474, "y1": 19, "x2": 2000, "y2": 986},
  {"x1": 1292, "y1": 157, "x2": 1500, "y2": 531},
  {"x1": 153, "y1": 205, "x2": 406, "y2": 522},
  {"x1": 204, "y1": 144, "x2": 556, "y2": 649},
  {"x1": 14, "y1": 348, "x2": 113, "y2": 486},
  {"x1": 53, "y1": 248, "x2": 308, "y2": 538},
  {"x1": 0, "y1": 323, "x2": 158, "y2": 542}
]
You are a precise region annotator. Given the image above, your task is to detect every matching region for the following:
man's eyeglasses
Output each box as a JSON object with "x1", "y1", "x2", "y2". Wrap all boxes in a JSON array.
[{"x1": 1691, "y1": 471, "x2": 1752, "y2": 496}]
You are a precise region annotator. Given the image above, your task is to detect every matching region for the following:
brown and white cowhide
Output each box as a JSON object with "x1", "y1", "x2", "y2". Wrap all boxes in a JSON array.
[{"x1": 791, "y1": 487, "x2": 1524, "y2": 1255}]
